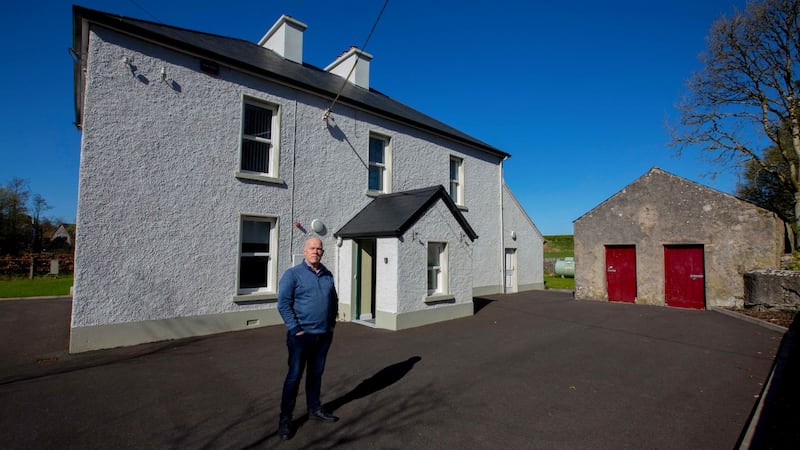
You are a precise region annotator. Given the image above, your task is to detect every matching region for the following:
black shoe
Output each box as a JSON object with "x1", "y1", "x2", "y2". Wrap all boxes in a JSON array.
[
  {"x1": 309, "y1": 409, "x2": 339, "y2": 422},
  {"x1": 278, "y1": 417, "x2": 292, "y2": 440}
]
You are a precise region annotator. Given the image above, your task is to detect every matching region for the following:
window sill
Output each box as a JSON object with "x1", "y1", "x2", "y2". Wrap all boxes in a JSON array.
[
  {"x1": 236, "y1": 171, "x2": 286, "y2": 186},
  {"x1": 456, "y1": 205, "x2": 468, "y2": 212},
  {"x1": 233, "y1": 292, "x2": 278, "y2": 304},
  {"x1": 424, "y1": 294, "x2": 455, "y2": 305},
  {"x1": 365, "y1": 189, "x2": 387, "y2": 197}
]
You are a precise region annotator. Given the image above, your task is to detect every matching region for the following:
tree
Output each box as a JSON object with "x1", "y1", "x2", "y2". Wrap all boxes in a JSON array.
[
  {"x1": 30, "y1": 194, "x2": 51, "y2": 253},
  {"x1": 671, "y1": 0, "x2": 800, "y2": 246},
  {"x1": 0, "y1": 178, "x2": 67, "y2": 257},
  {"x1": 737, "y1": 144, "x2": 795, "y2": 221},
  {"x1": 0, "y1": 177, "x2": 31, "y2": 255}
]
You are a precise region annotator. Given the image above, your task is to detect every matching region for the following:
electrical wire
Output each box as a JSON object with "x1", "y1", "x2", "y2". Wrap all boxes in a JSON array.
[
  {"x1": 323, "y1": 0, "x2": 390, "y2": 121},
  {"x1": 125, "y1": 0, "x2": 164, "y2": 23}
]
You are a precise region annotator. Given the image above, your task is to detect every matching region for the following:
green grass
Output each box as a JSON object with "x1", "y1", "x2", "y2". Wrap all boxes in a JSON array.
[
  {"x1": 543, "y1": 235, "x2": 575, "y2": 289},
  {"x1": 544, "y1": 235, "x2": 574, "y2": 258},
  {"x1": 0, "y1": 240, "x2": 575, "y2": 298},
  {"x1": 0, "y1": 275, "x2": 73, "y2": 298},
  {"x1": 544, "y1": 275, "x2": 574, "y2": 290}
]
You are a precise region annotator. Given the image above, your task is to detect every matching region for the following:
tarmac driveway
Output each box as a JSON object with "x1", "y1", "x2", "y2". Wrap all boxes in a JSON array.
[{"x1": 0, "y1": 291, "x2": 787, "y2": 449}]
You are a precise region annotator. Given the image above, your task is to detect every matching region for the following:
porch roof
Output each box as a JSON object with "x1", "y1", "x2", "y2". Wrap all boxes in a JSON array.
[{"x1": 335, "y1": 186, "x2": 478, "y2": 241}]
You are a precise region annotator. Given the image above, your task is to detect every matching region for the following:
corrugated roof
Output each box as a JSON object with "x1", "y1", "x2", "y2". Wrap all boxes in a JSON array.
[
  {"x1": 335, "y1": 185, "x2": 478, "y2": 240},
  {"x1": 71, "y1": 6, "x2": 509, "y2": 159}
]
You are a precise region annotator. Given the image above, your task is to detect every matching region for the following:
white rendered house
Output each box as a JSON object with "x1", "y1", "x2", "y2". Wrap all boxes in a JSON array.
[{"x1": 69, "y1": 6, "x2": 544, "y2": 352}]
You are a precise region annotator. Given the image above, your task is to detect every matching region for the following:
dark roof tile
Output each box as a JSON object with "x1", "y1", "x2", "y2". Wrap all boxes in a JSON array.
[
  {"x1": 72, "y1": 6, "x2": 509, "y2": 159},
  {"x1": 335, "y1": 185, "x2": 478, "y2": 240}
]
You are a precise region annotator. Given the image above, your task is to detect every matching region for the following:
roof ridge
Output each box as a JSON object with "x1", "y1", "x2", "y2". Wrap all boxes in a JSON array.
[
  {"x1": 72, "y1": 6, "x2": 509, "y2": 159},
  {"x1": 74, "y1": 5, "x2": 256, "y2": 45}
]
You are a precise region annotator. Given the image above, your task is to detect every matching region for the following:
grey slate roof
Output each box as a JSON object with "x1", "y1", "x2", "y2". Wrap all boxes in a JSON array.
[
  {"x1": 71, "y1": 5, "x2": 509, "y2": 159},
  {"x1": 335, "y1": 185, "x2": 478, "y2": 240}
]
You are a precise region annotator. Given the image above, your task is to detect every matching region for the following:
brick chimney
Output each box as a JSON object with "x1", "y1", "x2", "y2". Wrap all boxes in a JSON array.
[
  {"x1": 258, "y1": 15, "x2": 307, "y2": 64},
  {"x1": 324, "y1": 46, "x2": 373, "y2": 89}
]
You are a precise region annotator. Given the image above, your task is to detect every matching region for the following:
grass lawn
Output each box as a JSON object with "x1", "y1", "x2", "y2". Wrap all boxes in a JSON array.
[
  {"x1": 0, "y1": 275, "x2": 73, "y2": 298},
  {"x1": 544, "y1": 275, "x2": 574, "y2": 290},
  {"x1": 543, "y1": 235, "x2": 575, "y2": 289}
]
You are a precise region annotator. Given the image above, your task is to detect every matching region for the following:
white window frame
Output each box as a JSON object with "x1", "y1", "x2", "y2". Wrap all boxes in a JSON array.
[
  {"x1": 427, "y1": 242, "x2": 448, "y2": 296},
  {"x1": 237, "y1": 98, "x2": 280, "y2": 181},
  {"x1": 449, "y1": 156, "x2": 464, "y2": 206},
  {"x1": 237, "y1": 215, "x2": 278, "y2": 296},
  {"x1": 367, "y1": 134, "x2": 392, "y2": 194}
]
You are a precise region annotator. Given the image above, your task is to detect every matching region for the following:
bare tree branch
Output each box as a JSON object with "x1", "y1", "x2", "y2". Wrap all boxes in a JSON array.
[{"x1": 670, "y1": 0, "x2": 800, "y2": 244}]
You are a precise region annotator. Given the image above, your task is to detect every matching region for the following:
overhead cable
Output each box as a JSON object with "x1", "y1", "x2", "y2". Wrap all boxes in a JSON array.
[{"x1": 323, "y1": 0, "x2": 390, "y2": 122}]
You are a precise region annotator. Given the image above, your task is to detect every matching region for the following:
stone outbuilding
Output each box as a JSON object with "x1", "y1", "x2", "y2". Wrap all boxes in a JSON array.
[{"x1": 574, "y1": 167, "x2": 785, "y2": 309}]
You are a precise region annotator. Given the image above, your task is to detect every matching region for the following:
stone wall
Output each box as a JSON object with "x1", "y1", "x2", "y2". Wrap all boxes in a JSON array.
[
  {"x1": 0, "y1": 254, "x2": 74, "y2": 277},
  {"x1": 574, "y1": 168, "x2": 784, "y2": 308},
  {"x1": 744, "y1": 270, "x2": 800, "y2": 310},
  {"x1": 544, "y1": 258, "x2": 556, "y2": 275}
]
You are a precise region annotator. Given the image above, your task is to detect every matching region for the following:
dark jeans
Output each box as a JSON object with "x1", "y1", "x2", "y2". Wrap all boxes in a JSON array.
[{"x1": 280, "y1": 331, "x2": 333, "y2": 419}]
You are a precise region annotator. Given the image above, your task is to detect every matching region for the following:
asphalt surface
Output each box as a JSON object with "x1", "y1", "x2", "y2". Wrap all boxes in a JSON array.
[{"x1": 0, "y1": 291, "x2": 793, "y2": 449}]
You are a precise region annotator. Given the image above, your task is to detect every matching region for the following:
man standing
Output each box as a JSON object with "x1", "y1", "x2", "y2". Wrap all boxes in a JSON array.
[{"x1": 277, "y1": 237, "x2": 339, "y2": 440}]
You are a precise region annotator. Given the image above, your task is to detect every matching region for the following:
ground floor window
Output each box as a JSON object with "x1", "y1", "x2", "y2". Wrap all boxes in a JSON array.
[
  {"x1": 427, "y1": 242, "x2": 448, "y2": 295},
  {"x1": 239, "y1": 216, "x2": 277, "y2": 294}
]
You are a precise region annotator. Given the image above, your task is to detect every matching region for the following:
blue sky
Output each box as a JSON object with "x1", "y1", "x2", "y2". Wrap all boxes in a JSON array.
[{"x1": 2, "y1": 0, "x2": 749, "y2": 235}]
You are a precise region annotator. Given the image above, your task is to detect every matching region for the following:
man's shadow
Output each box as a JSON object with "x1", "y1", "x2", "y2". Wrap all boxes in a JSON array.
[
  {"x1": 245, "y1": 357, "x2": 423, "y2": 446},
  {"x1": 323, "y1": 356, "x2": 422, "y2": 413},
  {"x1": 293, "y1": 355, "x2": 423, "y2": 428}
]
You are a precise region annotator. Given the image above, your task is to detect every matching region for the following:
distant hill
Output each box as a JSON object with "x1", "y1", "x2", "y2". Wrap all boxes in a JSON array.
[{"x1": 543, "y1": 235, "x2": 573, "y2": 258}]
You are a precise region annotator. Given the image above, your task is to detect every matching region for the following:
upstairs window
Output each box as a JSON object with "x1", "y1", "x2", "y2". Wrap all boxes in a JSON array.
[
  {"x1": 368, "y1": 134, "x2": 391, "y2": 193},
  {"x1": 427, "y1": 242, "x2": 448, "y2": 296},
  {"x1": 241, "y1": 100, "x2": 279, "y2": 177},
  {"x1": 449, "y1": 156, "x2": 464, "y2": 205},
  {"x1": 239, "y1": 216, "x2": 277, "y2": 294}
]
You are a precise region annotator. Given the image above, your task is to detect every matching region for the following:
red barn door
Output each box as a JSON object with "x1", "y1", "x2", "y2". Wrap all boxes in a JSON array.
[
  {"x1": 605, "y1": 246, "x2": 636, "y2": 303},
  {"x1": 664, "y1": 245, "x2": 706, "y2": 309}
]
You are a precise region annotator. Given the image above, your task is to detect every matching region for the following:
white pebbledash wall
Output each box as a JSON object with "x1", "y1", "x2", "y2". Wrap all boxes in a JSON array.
[
  {"x1": 336, "y1": 200, "x2": 476, "y2": 331},
  {"x1": 502, "y1": 185, "x2": 545, "y2": 291},
  {"x1": 393, "y1": 200, "x2": 475, "y2": 323},
  {"x1": 70, "y1": 21, "x2": 520, "y2": 352}
]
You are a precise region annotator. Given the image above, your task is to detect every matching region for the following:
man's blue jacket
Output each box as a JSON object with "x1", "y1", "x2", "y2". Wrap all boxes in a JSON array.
[{"x1": 277, "y1": 261, "x2": 338, "y2": 336}]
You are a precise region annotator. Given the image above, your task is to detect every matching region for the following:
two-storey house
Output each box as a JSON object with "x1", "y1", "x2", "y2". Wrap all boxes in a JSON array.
[{"x1": 69, "y1": 6, "x2": 543, "y2": 352}]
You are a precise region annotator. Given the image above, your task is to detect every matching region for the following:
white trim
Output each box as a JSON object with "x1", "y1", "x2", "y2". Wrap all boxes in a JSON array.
[
  {"x1": 234, "y1": 171, "x2": 285, "y2": 185},
  {"x1": 239, "y1": 96, "x2": 280, "y2": 178},
  {"x1": 449, "y1": 156, "x2": 465, "y2": 206},
  {"x1": 368, "y1": 133, "x2": 392, "y2": 193},
  {"x1": 427, "y1": 241, "x2": 448, "y2": 295},
  {"x1": 237, "y1": 215, "x2": 278, "y2": 295},
  {"x1": 504, "y1": 248, "x2": 518, "y2": 293}
]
